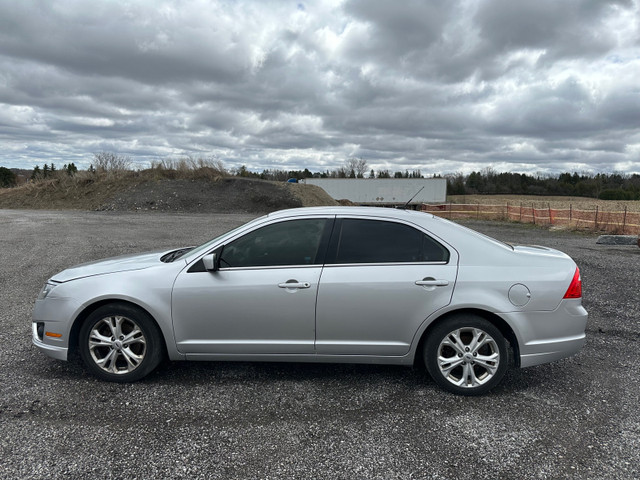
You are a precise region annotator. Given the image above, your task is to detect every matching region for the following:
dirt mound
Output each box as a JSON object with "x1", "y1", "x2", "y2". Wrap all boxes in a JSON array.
[
  {"x1": 0, "y1": 173, "x2": 338, "y2": 213},
  {"x1": 100, "y1": 177, "x2": 337, "y2": 213}
]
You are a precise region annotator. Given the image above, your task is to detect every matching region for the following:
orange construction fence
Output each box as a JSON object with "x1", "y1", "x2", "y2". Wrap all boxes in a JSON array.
[{"x1": 421, "y1": 203, "x2": 640, "y2": 235}]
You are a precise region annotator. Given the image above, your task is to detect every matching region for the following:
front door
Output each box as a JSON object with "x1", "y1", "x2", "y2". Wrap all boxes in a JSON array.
[{"x1": 172, "y1": 217, "x2": 332, "y2": 355}]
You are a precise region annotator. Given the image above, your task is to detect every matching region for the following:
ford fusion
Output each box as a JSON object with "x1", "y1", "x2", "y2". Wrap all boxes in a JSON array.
[{"x1": 33, "y1": 207, "x2": 587, "y2": 395}]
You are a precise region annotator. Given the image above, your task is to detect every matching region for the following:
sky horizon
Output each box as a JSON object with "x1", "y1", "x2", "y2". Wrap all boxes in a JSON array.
[{"x1": 1, "y1": 0, "x2": 639, "y2": 175}]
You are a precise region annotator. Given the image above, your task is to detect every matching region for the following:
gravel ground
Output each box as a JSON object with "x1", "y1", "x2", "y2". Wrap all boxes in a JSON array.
[{"x1": 1, "y1": 210, "x2": 638, "y2": 479}]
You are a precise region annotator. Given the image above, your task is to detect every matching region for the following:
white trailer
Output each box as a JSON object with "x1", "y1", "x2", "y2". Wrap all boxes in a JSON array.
[{"x1": 304, "y1": 178, "x2": 447, "y2": 205}]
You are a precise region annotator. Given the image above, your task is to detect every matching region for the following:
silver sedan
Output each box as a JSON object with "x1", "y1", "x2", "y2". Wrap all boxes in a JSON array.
[{"x1": 33, "y1": 207, "x2": 587, "y2": 395}]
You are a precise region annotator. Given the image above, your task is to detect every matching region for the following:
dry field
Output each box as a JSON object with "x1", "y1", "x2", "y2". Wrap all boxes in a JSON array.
[{"x1": 447, "y1": 194, "x2": 640, "y2": 213}]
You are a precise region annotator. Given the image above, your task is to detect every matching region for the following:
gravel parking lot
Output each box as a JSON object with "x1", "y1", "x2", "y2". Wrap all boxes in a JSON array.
[{"x1": 1, "y1": 209, "x2": 638, "y2": 479}]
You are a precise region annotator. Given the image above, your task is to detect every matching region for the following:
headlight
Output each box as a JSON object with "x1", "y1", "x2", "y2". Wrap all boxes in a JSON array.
[{"x1": 37, "y1": 282, "x2": 58, "y2": 300}]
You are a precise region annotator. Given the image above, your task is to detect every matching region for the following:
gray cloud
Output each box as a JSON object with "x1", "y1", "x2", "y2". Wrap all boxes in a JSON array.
[{"x1": 0, "y1": 0, "x2": 639, "y2": 175}]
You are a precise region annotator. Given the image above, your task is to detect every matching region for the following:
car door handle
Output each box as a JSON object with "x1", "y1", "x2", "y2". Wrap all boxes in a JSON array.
[
  {"x1": 278, "y1": 281, "x2": 311, "y2": 289},
  {"x1": 415, "y1": 279, "x2": 449, "y2": 287}
]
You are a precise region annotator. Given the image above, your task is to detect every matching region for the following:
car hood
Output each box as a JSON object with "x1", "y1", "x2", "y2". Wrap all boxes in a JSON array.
[{"x1": 51, "y1": 250, "x2": 170, "y2": 282}]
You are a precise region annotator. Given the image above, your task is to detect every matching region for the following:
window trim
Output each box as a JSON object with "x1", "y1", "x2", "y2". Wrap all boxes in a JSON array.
[
  {"x1": 323, "y1": 260, "x2": 449, "y2": 268},
  {"x1": 218, "y1": 264, "x2": 326, "y2": 272}
]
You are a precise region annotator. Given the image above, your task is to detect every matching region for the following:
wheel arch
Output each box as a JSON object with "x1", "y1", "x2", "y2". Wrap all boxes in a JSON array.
[
  {"x1": 68, "y1": 299, "x2": 169, "y2": 361},
  {"x1": 414, "y1": 308, "x2": 520, "y2": 368}
]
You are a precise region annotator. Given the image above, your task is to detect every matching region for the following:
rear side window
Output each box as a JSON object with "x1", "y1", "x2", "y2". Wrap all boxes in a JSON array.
[
  {"x1": 332, "y1": 218, "x2": 449, "y2": 264},
  {"x1": 220, "y1": 218, "x2": 328, "y2": 268}
]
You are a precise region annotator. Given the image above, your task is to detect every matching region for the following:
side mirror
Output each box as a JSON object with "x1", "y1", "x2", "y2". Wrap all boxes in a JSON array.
[{"x1": 202, "y1": 252, "x2": 218, "y2": 272}]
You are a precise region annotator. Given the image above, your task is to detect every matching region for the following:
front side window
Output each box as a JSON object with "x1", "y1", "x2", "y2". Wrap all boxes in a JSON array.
[
  {"x1": 220, "y1": 218, "x2": 328, "y2": 268},
  {"x1": 333, "y1": 218, "x2": 449, "y2": 264}
]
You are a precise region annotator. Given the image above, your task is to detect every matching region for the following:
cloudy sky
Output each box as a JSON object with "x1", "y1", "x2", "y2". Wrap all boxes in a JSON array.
[{"x1": 1, "y1": 0, "x2": 639, "y2": 175}]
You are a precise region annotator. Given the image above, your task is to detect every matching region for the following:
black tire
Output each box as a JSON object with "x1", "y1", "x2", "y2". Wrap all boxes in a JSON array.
[
  {"x1": 424, "y1": 314, "x2": 509, "y2": 396},
  {"x1": 79, "y1": 303, "x2": 164, "y2": 382}
]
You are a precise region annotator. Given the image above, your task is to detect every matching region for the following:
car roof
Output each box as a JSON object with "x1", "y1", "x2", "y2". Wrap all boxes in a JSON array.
[{"x1": 266, "y1": 206, "x2": 435, "y2": 220}]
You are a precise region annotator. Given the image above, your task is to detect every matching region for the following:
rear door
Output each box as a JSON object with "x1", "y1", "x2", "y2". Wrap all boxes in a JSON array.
[{"x1": 315, "y1": 217, "x2": 458, "y2": 356}]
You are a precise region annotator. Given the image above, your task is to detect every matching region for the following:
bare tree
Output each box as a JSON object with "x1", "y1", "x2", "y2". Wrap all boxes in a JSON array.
[
  {"x1": 93, "y1": 152, "x2": 131, "y2": 172},
  {"x1": 345, "y1": 157, "x2": 368, "y2": 178}
]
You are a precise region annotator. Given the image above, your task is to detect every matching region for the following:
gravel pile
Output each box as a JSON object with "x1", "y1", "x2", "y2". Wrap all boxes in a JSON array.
[{"x1": 98, "y1": 177, "x2": 337, "y2": 213}]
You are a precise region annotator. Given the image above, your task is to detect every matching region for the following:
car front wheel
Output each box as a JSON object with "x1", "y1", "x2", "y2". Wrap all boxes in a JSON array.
[
  {"x1": 79, "y1": 303, "x2": 164, "y2": 382},
  {"x1": 424, "y1": 315, "x2": 509, "y2": 395}
]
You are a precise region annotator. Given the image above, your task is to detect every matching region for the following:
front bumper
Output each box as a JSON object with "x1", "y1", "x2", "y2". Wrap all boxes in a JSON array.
[
  {"x1": 32, "y1": 323, "x2": 68, "y2": 361},
  {"x1": 32, "y1": 292, "x2": 80, "y2": 362}
]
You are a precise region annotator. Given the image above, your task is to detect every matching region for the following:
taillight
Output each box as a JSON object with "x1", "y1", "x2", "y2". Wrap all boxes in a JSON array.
[{"x1": 563, "y1": 267, "x2": 582, "y2": 299}]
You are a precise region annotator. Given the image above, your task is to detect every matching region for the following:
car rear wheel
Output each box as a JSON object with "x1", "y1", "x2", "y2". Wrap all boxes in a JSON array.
[
  {"x1": 79, "y1": 303, "x2": 164, "y2": 382},
  {"x1": 424, "y1": 315, "x2": 509, "y2": 395}
]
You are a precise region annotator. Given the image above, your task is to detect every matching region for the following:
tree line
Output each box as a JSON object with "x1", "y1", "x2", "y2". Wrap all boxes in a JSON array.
[
  {"x1": 232, "y1": 157, "x2": 423, "y2": 181},
  {"x1": 30, "y1": 163, "x2": 79, "y2": 179},
  {"x1": 446, "y1": 170, "x2": 640, "y2": 200}
]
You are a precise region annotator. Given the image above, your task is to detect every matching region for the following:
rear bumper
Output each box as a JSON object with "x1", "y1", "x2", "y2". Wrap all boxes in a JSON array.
[
  {"x1": 519, "y1": 334, "x2": 586, "y2": 368},
  {"x1": 504, "y1": 299, "x2": 588, "y2": 368}
]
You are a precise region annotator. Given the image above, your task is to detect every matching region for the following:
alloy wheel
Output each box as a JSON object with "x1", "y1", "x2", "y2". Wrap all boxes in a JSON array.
[
  {"x1": 436, "y1": 327, "x2": 500, "y2": 388},
  {"x1": 88, "y1": 315, "x2": 147, "y2": 374}
]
